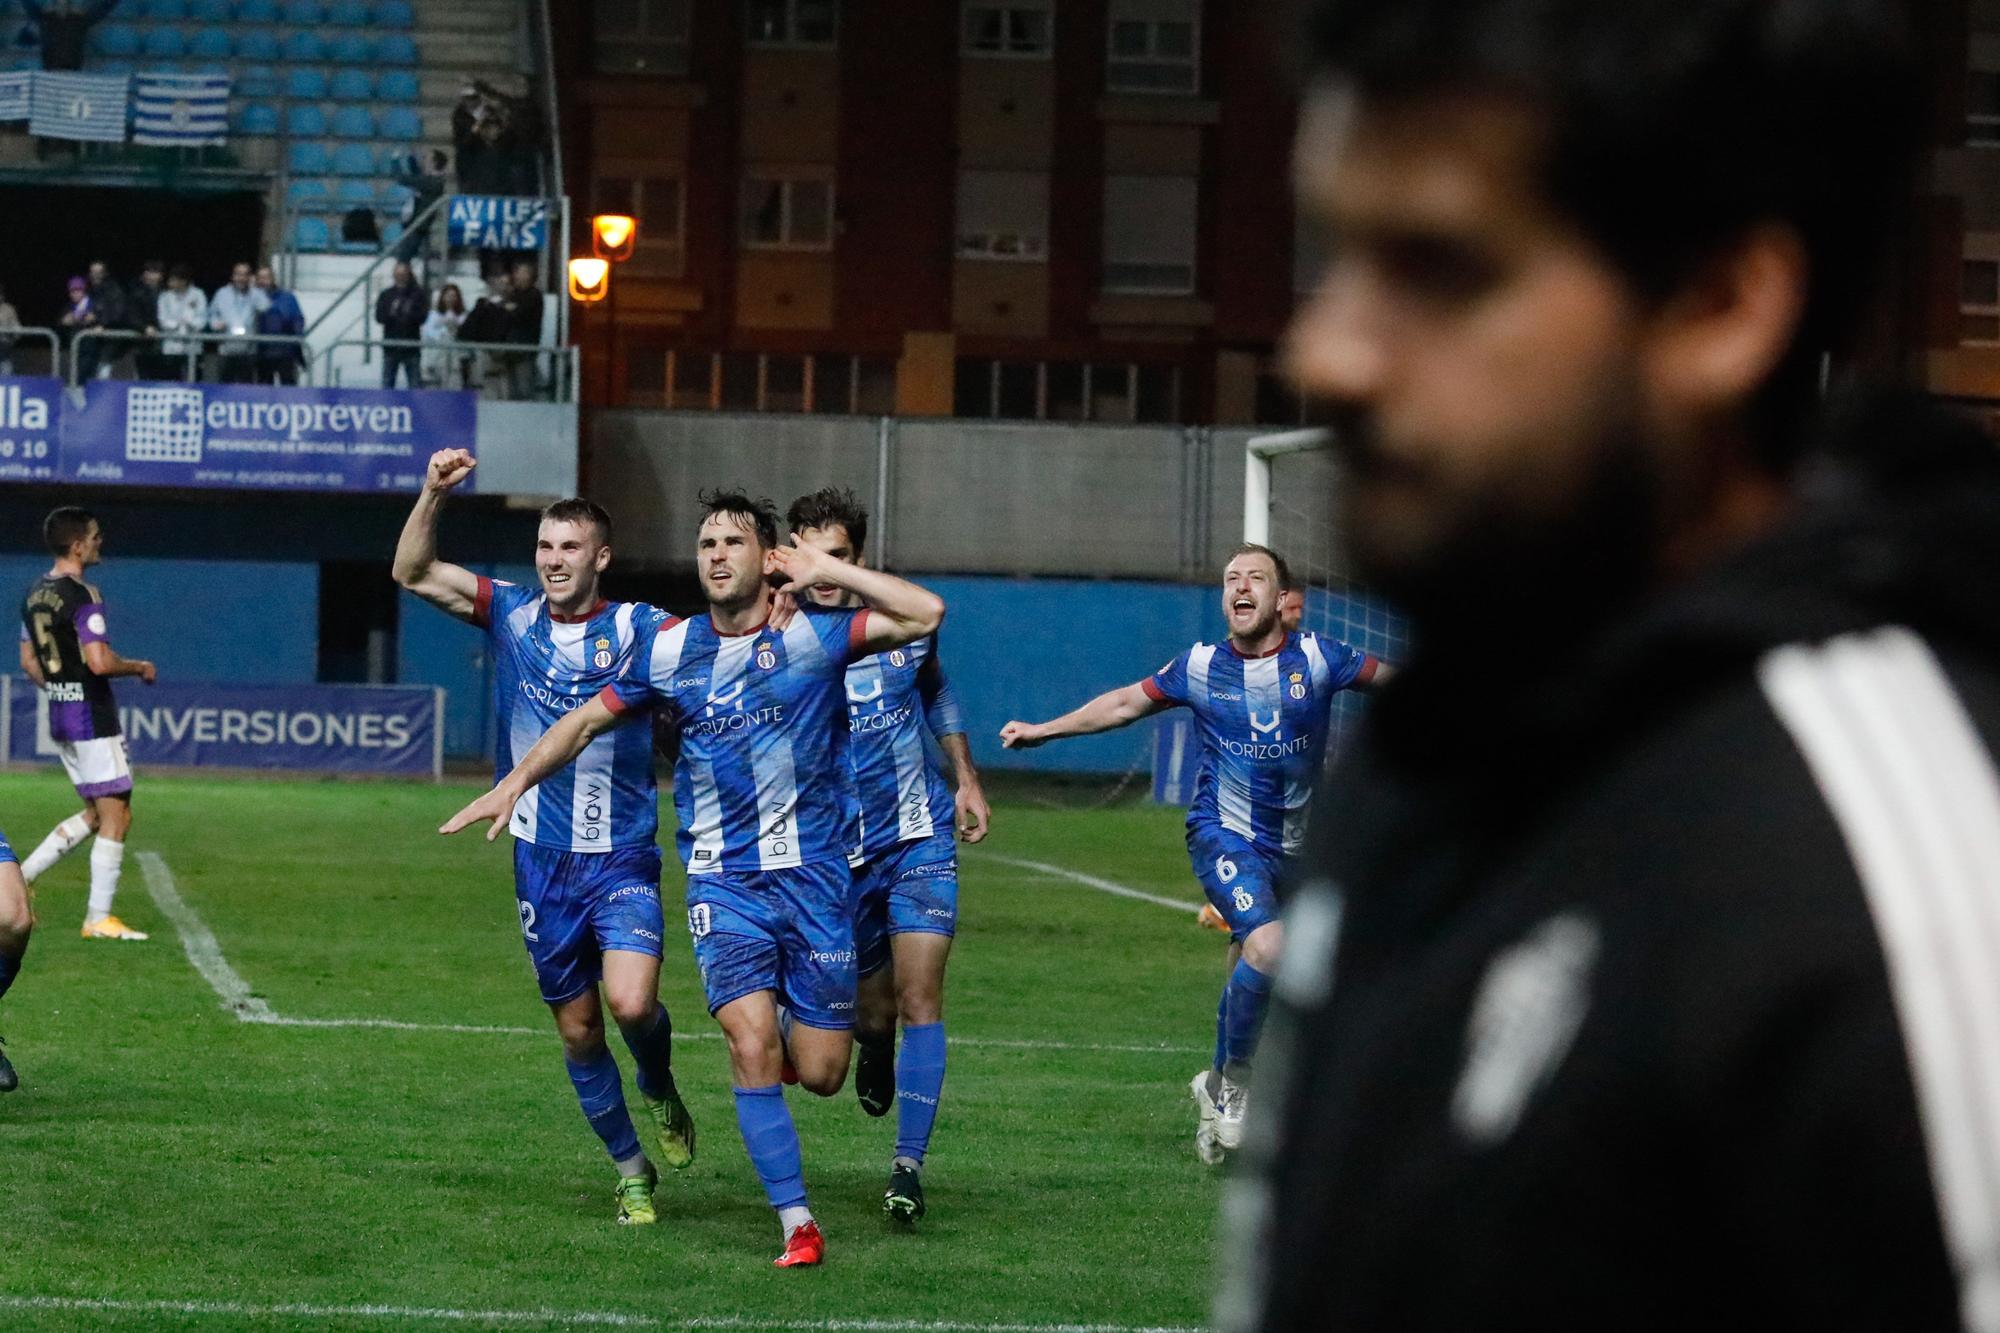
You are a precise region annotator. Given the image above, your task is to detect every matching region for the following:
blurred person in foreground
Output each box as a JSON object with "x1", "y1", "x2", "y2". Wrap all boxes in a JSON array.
[{"x1": 1225, "y1": 2, "x2": 2000, "y2": 1331}]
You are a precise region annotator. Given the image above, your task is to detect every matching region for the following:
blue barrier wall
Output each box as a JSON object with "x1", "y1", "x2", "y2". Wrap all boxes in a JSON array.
[{"x1": 0, "y1": 554, "x2": 318, "y2": 685}]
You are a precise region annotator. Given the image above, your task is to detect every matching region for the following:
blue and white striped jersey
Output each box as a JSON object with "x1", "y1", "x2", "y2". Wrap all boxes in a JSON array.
[
  {"x1": 1141, "y1": 631, "x2": 1370, "y2": 854},
  {"x1": 601, "y1": 604, "x2": 869, "y2": 875},
  {"x1": 479, "y1": 577, "x2": 667, "y2": 854},
  {"x1": 846, "y1": 634, "x2": 964, "y2": 860}
]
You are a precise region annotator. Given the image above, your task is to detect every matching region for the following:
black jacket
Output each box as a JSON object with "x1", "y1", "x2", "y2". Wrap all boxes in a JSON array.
[
  {"x1": 1229, "y1": 396, "x2": 2000, "y2": 1333},
  {"x1": 374, "y1": 283, "x2": 428, "y2": 341}
]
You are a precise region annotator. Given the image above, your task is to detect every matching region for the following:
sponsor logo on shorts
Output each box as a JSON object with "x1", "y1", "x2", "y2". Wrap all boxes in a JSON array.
[
  {"x1": 1232, "y1": 887, "x2": 1255, "y2": 913},
  {"x1": 608, "y1": 884, "x2": 658, "y2": 901},
  {"x1": 809, "y1": 948, "x2": 856, "y2": 965},
  {"x1": 899, "y1": 861, "x2": 955, "y2": 881}
]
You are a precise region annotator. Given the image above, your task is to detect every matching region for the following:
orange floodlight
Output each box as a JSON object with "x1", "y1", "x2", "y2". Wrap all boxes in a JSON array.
[
  {"x1": 567, "y1": 257, "x2": 611, "y2": 302},
  {"x1": 591, "y1": 214, "x2": 638, "y2": 262}
]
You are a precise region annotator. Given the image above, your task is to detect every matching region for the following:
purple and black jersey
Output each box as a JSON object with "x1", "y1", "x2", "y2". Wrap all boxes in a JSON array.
[{"x1": 21, "y1": 573, "x2": 120, "y2": 741}]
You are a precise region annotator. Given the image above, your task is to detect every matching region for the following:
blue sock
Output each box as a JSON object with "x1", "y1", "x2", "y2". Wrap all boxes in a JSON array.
[
  {"x1": 619, "y1": 1003, "x2": 674, "y2": 1101},
  {"x1": 1219, "y1": 960, "x2": 1275, "y2": 1078},
  {"x1": 0, "y1": 942, "x2": 20, "y2": 1003},
  {"x1": 565, "y1": 1049, "x2": 642, "y2": 1168},
  {"x1": 1211, "y1": 985, "x2": 1229, "y2": 1073},
  {"x1": 893, "y1": 1021, "x2": 947, "y2": 1167},
  {"x1": 734, "y1": 1084, "x2": 808, "y2": 1210}
]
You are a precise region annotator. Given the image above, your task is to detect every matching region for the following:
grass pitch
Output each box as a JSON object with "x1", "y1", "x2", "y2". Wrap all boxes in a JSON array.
[{"x1": 0, "y1": 772, "x2": 1222, "y2": 1331}]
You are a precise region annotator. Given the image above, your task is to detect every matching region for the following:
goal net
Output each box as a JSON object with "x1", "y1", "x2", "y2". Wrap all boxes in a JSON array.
[{"x1": 1244, "y1": 428, "x2": 1410, "y2": 761}]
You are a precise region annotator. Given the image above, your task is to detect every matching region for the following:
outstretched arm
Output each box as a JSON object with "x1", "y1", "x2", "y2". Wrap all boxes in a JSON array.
[
  {"x1": 393, "y1": 448, "x2": 482, "y2": 620},
  {"x1": 439, "y1": 695, "x2": 621, "y2": 841},
  {"x1": 765, "y1": 542, "x2": 944, "y2": 654},
  {"x1": 1000, "y1": 681, "x2": 1164, "y2": 750}
]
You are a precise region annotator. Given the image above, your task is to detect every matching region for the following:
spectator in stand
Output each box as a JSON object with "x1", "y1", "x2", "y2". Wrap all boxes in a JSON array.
[
  {"x1": 0, "y1": 284, "x2": 20, "y2": 376},
  {"x1": 155, "y1": 263, "x2": 206, "y2": 380},
  {"x1": 84, "y1": 260, "x2": 126, "y2": 378},
  {"x1": 375, "y1": 260, "x2": 429, "y2": 390},
  {"x1": 18, "y1": 0, "x2": 121, "y2": 71},
  {"x1": 456, "y1": 268, "x2": 509, "y2": 393},
  {"x1": 207, "y1": 262, "x2": 267, "y2": 384},
  {"x1": 56, "y1": 276, "x2": 100, "y2": 383},
  {"x1": 421, "y1": 283, "x2": 468, "y2": 388},
  {"x1": 253, "y1": 264, "x2": 306, "y2": 386},
  {"x1": 502, "y1": 261, "x2": 544, "y2": 400},
  {"x1": 393, "y1": 149, "x2": 451, "y2": 268},
  {"x1": 126, "y1": 260, "x2": 168, "y2": 381}
]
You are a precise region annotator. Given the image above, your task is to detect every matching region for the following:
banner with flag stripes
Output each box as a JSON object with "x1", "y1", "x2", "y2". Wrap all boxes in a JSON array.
[
  {"x1": 28, "y1": 70, "x2": 127, "y2": 142},
  {"x1": 132, "y1": 71, "x2": 229, "y2": 147},
  {"x1": 0, "y1": 71, "x2": 29, "y2": 122}
]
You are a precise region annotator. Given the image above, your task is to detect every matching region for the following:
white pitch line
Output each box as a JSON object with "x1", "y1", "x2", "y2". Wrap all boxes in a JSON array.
[
  {"x1": 968, "y1": 852, "x2": 1202, "y2": 915},
  {"x1": 0, "y1": 1296, "x2": 1201, "y2": 1332},
  {"x1": 138, "y1": 852, "x2": 1203, "y2": 1056}
]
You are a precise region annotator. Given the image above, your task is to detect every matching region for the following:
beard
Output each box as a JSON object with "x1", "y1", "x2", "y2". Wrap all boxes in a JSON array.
[{"x1": 1332, "y1": 395, "x2": 1662, "y2": 652}]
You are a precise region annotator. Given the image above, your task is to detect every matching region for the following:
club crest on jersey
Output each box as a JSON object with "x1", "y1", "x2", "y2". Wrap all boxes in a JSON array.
[
  {"x1": 1232, "y1": 887, "x2": 1254, "y2": 913},
  {"x1": 592, "y1": 636, "x2": 613, "y2": 669},
  {"x1": 889, "y1": 649, "x2": 907, "y2": 668},
  {"x1": 1290, "y1": 682, "x2": 1307, "y2": 700},
  {"x1": 757, "y1": 648, "x2": 777, "y2": 669}
]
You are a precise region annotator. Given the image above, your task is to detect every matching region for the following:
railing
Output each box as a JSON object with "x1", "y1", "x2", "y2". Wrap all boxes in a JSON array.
[
  {"x1": 300, "y1": 191, "x2": 452, "y2": 342},
  {"x1": 0, "y1": 326, "x2": 62, "y2": 376},
  {"x1": 530, "y1": 0, "x2": 572, "y2": 353},
  {"x1": 67, "y1": 328, "x2": 318, "y2": 388},
  {"x1": 322, "y1": 337, "x2": 579, "y2": 401}
]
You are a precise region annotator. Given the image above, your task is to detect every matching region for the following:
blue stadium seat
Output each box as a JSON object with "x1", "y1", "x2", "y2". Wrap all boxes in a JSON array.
[
  {"x1": 328, "y1": 67, "x2": 372, "y2": 100},
  {"x1": 190, "y1": 61, "x2": 229, "y2": 76},
  {"x1": 188, "y1": 26, "x2": 231, "y2": 58},
  {"x1": 381, "y1": 219, "x2": 404, "y2": 246},
  {"x1": 372, "y1": 0, "x2": 413, "y2": 28},
  {"x1": 292, "y1": 216, "x2": 333, "y2": 252},
  {"x1": 235, "y1": 28, "x2": 280, "y2": 61},
  {"x1": 189, "y1": 0, "x2": 232, "y2": 19},
  {"x1": 327, "y1": 0, "x2": 369, "y2": 25},
  {"x1": 374, "y1": 32, "x2": 416, "y2": 64},
  {"x1": 328, "y1": 31, "x2": 370, "y2": 63},
  {"x1": 237, "y1": 63, "x2": 280, "y2": 96},
  {"x1": 284, "y1": 102, "x2": 326, "y2": 136},
  {"x1": 144, "y1": 0, "x2": 190, "y2": 19},
  {"x1": 287, "y1": 177, "x2": 331, "y2": 208},
  {"x1": 283, "y1": 0, "x2": 326, "y2": 23},
  {"x1": 283, "y1": 29, "x2": 324, "y2": 62},
  {"x1": 336, "y1": 177, "x2": 376, "y2": 207},
  {"x1": 237, "y1": 0, "x2": 280, "y2": 21},
  {"x1": 329, "y1": 105, "x2": 372, "y2": 138},
  {"x1": 236, "y1": 101, "x2": 280, "y2": 134},
  {"x1": 141, "y1": 27, "x2": 187, "y2": 58},
  {"x1": 284, "y1": 65, "x2": 327, "y2": 98},
  {"x1": 331, "y1": 142, "x2": 377, "y2": 175},
  {"x1": 91, "y1": 23, "x2": 141, "y2": 56},
  {"x1": 287, "y1": 140, "x2": 331, "y2": 174},
  {"x1": 96, "y1": 58, "x2": 137, "y2": 75},
  {"x1": 376, "y1": 68, "x2": 419, "y2": 102},
  {"x1": 377, "y1": 105, "x2": 420, "y2": 141},
  {"x1": 381, "y1": 181, "x2": 414, "y2": 210}
]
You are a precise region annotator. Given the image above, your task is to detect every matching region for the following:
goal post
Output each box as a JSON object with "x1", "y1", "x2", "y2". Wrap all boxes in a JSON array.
[{"x1": 1243, "y1": 427, "x2": 1331, "y2": 548}]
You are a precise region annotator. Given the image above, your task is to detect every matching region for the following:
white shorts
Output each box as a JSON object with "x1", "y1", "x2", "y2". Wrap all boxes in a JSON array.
[{"x1": 57, "y1": 736, "x2": 133, "y2": 800}]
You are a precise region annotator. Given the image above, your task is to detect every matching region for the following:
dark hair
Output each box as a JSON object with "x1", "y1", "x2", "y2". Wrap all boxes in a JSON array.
[
  {"x1": 44, "y1": 506, "x2": 96, "y2": 556},
  {"x1": 169, "y1": 262, "x2": 193, "y2": 283},
  {"x1": 1229, "y1": 543, "x2": 1293, "y2": 590},
  {"x1": 698, "y1": 487, "x2": 780, "y2": 550},
  {"x1": 437, "y1": 283, "x2": 464, "y2": 313},
  {"x1": 142, "y1": 259, "x2": 165, "y2": 274},
  {"x1": 1302, "y1": 0, "x2": 1922, "y2": 463},
  {"x1": 785, "y1": 485, "x2": 869, "y2": 556},
  {"x1": 539, "y1": 497, "x2": 612, "y2": 546}
]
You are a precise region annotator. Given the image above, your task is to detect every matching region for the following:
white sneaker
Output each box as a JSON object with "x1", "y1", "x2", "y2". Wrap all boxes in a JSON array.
[
  {"x1": 1190, "y1": 1070, "x2": 1225, "y2": 1165},
  {"x1": 1215, "y1": 1073, "x2": 1249, "y2": 1151}
]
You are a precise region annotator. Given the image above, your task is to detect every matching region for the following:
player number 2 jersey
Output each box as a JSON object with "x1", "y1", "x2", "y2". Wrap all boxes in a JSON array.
[
  {"x1": 20, "y1": 573, "x2": 120, "y2": 742},
  {"x1": 1141, "y1": 630, "x2": 1369, "y2": 854},
  {"x1": 846, "y1": 634, "x2": 964, "y2": 860},
  {"x1": 480, "y1": 577, "x2": 665, "y2": 854},
  {"x1": 601, "y1": 605, "x2": 869, "y2": 875}
]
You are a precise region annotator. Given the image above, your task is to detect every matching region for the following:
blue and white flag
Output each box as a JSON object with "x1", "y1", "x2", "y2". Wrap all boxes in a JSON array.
[
  {"x1": 132, "y1": 71, "x2": 229, "y2": 147},
  {"x1": 0, "y1": 71, "x2": 30, "y2": 122},
  {"x1": 29, "y1": 70, "x2": 127, "y2": 142}
]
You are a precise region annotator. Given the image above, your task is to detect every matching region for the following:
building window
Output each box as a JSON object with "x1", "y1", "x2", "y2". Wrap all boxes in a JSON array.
[
  {"x1": 1106, "y1": 0, "x2": 1198, "y2": 95},
  {"x1": 741, "y1": 174, "x2": 835, "y2": 250},
  {"x1": 1971, "y1": 71, "x2": 2000, "y2": 146},
  {"x1": 594, "y1": 0, "x2": 690, "y2": 76},
  {"x1": 748, "y1": 0, "x2": 837, "y2": 47},
  {"x1": 952, "y1": 358, "x2": 1180, "y2": 423},
  {"x1": 962, "y1": 1, "x2": 1053, "y2": 57},
  {"x1": 1102, "y1": 175, "x2": 1197, "y2": 294},
  {"x1": 590, "y1": 175, "x2": 685, "y2": 275},
  {"x1": 1963, "y1": 259, "x2": 2000, "y2": 345},
  {"x1": 659, "y1": 350, "x2": 895, "y2": 413},
  {"x1": 956, "y1": 170, "x2": 1049, "y2": 261}
]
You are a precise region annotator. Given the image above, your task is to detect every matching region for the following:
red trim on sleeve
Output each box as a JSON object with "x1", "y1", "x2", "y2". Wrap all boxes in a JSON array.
[
  {"x1": 1356, "y1": 654, "x2": 1382, "y2": 686},
  {"x1": 472, "y1": 576, "x2": 494, "y2": 629},
  {"x1": 1140, "y1": 676, "x2": 1169, "y2": 703},
  {"x1": 847, "y1": 609, "x2": 872, "y2": 657},
  {"x1": 595, "y1": 684, "x2": 632, "y2": 717}
]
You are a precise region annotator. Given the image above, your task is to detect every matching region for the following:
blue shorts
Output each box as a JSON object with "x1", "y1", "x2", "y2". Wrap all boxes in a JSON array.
[
  {"x1": 513, "y1": 840, "x2": 666, "y2": 1006},
  {"x1": 0, "y1": 828, "x2": 13, "y2": 865},
  {"x1": 853, "y1": 831, "x2": 958, "y2": 976},
  {"x1": 684, "y1": 859, "x2": 857, "y2": 1030},
  {"x1": 1187, "y1": 823, "x2": 1283, "y2": 941}
]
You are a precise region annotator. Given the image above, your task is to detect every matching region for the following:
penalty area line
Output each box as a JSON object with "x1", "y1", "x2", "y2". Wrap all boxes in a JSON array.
[
  {"x1": 137, "y1": 852, "x2": 1203, "y2": 1056},
  {"x1": 0, "y1": 1296, "x2": 1203, "y2": 1332},
  {"x1": 967, "y1": 851, "x2": 1203, "y2": 914}
]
